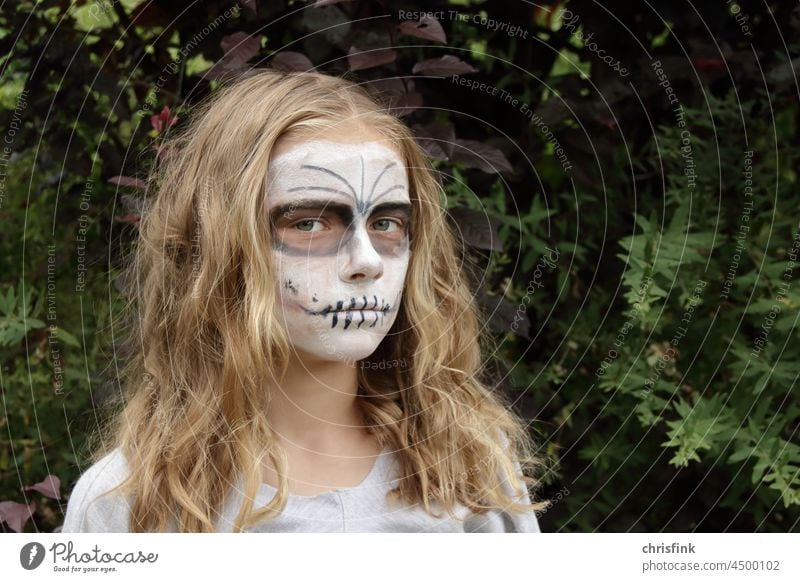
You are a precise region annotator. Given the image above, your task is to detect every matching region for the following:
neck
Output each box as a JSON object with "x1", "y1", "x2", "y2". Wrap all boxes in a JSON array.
[{"x1": 265, "y1": 349, "x2": 371, "y2": 454}]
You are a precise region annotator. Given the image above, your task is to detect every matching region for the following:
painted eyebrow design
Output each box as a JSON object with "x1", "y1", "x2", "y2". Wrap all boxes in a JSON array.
[
  {"x1": 277, "y1": 156, "x2": 407, "y2": 215},
  {"x1": 299, "y1": 159, "x2": 395, "y2": 207},
  {"x1": 269, "y1": 200, "x2": 412, "y2": 225}
]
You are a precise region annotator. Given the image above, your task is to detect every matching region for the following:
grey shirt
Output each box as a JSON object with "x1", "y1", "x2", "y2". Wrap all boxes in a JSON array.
[{"x1": 62, "y1": 447, "x2": 541, "y2": 533}]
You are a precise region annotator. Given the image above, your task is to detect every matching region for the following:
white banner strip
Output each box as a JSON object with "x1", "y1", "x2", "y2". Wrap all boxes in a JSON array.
[{"x1": 2, "y1": 533, "x2": 797, "y2": 582}]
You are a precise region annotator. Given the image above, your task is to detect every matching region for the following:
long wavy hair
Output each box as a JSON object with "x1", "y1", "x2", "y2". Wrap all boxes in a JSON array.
[{"x1": 91, "y1": 69, "x2": 549, "y2": 532}]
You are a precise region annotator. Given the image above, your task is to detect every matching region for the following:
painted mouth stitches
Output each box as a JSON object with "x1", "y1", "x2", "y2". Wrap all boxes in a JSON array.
[{"x1": 303, "y1": 295, "x2": 392, "y2": 329}]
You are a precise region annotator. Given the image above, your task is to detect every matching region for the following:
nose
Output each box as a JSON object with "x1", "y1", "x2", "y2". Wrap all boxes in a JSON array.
[{"x1": 338, "y1": 223, "x2": 384, "y2": 283}]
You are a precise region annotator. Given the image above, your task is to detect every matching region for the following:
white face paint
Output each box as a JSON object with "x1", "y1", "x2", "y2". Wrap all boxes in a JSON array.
[{"x1": 266, "y1": 139, "x2": 412, "y2": 364}]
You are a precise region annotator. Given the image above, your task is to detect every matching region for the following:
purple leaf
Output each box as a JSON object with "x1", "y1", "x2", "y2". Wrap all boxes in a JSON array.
[
  {"x1": 220, "y1": 32, "x2": 261, "y2": 68},
  {"x1": 447, "y1": 207, "x2": 503, "y2": 251},
  {"x1": 363, "y1": 78, "x2": 421, "y2": 116},
  {"x1": 237, "y1": 0, "x2": 257, "y2": 13},
  {"x1": 108, "y1": 176, "x2": 147, "y2": 190},
  {"x1": 451, "y1": 139, "x2": 513, "y2": 174},
  {"x1": 477, "y1": 290, "x2": 531, "y2": 340},
  {"x1": 0, "y1": 501, "x2": 37, "y2": 533},
  {"x1": 397, "y1": 15, "x2": 447, "y2": 44},
  {"x1": 412, "y1": 55, "x2": 477, "y2": 77},
  {"x1": 270, "y1": 51, "x2": 314, "y2": 72},
  {"x1": 347, "y1": 46, "x2": 398, "y2": 71},
  {"x1": 364, "y1": 77, "x2": 416, "y2": 100},
  {"x1": 412, "y1": 122, "x2": 456, "y2": 161},
  {"x1": 25, "y1": 475, "x2": 62, "y2": 500},
  {"x1": 388, "y1": 92, "x2": 423, "y2": 117}
]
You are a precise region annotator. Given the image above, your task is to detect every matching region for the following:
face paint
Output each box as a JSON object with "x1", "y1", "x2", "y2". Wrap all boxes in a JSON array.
[{"x1": 266, "y1": 139, "x2": 412, "y2": 363}]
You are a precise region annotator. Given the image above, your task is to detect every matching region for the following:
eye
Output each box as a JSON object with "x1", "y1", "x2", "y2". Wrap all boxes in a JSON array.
[
  {"x1": 293, "y1": 219, "x2": 325, "y2": 232},
  {"x1": 372, "y1": 218, "x2": 403, "y2": 232}
]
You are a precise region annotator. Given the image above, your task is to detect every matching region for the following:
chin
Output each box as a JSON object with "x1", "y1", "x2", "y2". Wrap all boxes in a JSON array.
[{"x1": 291, "y1": 332, "x2": 386, "y2": 365}]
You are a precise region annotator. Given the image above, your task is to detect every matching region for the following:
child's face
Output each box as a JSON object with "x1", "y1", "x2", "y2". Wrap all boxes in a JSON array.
[{"x1": 266, "y1": 136, "x2": 412, "y2": 364}]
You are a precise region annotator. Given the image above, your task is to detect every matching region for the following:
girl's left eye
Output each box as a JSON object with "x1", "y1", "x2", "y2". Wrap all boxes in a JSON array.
[
  {"x1": 372, "y1": 218, "x2": 402, "y2": 232},
  {"x1": 293, "y1": 219, "x2": 324, "y2": 232}
]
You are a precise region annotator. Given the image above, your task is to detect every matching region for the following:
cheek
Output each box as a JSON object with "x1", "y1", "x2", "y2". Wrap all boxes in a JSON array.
[
  {"x1": 382, "y1": 250, "x2": 411, "y2": 289},
  {"x1": 273, "y1": 254, "x2": 335, "y2": 301},
  {"x1": 369, "y1": 229, "x2": 410, "y2": 257}
]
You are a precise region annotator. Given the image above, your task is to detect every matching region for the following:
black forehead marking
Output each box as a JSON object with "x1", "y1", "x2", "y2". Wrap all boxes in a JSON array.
[
  {"x1": 299, "y1": 164, "x2": 357, "y2": 199},
  {"x1": 360, "y1": 155, "x2": 365, "y2": 212},
  {"x1": 368, "y1": 162, "x2": 398, "y2": 206},
  {"x1": 290, "y1": 155, "x2": 407, "y2": 218}
]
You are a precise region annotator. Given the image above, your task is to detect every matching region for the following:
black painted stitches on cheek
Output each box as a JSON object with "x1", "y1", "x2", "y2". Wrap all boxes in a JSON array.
[{"x1": 283, "y1": 279, "x2": 299, "y2": 295}]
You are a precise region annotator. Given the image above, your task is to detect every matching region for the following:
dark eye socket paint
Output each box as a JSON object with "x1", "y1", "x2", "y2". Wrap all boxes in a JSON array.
[
  {"x1": 269, "y1": 207, "x2": 411, "y2": 258},
  {"x1": 270, "y1": 200, "x2": 412, "y2": 226}
]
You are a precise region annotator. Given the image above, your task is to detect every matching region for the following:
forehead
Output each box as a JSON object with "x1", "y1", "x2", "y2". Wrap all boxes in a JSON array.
[{"x1": 266, "y1": 139, "x2": 409, "y2": 206}]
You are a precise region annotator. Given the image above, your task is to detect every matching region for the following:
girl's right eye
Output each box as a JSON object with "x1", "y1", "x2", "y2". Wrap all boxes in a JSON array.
[{"x1": 293, "y1": 219, "x2": 324, "y2": 232}]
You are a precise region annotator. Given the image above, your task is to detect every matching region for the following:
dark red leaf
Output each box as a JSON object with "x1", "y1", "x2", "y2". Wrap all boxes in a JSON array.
[
  {"x1": 347, "y1": 46, "x2": 397, "y2": 71},
  {"x1": 451, "y1": 139, "x2": 513, "y2": 174},
  {"x1": 412, "y1": 55, "x2": 477, "y2": 77},
  {"x1": 149, "y1": 105, "x2": 178, "y2": 133},
  {"x1": 477, "y1": 290, "x2": 531, "y2": 340},
  {"x1": 447, "y1": 206, "x2": 503, "y2": 251},
  {"x1": 25, "y1": 475, "x2": 61, "y2": 500},
  {"x1": 0, "y1": 501, "x2": 37, "y2": 533},
  {"x1": 204, "y1": 63, "x2": 247, "y2": 82},
  {"x1": 412, "y1": 122, "x2": 456, "y2": 161},
  {"x1": 388, "y1": 92, "x2": 423, "y2": 117},
  {"x1": 364, "y1": 77, "x2": 416, "y2": 101},
  {"x1": 237, "y1": 0, "x2": 257, "y2": 13},
  {"x1": 108, "y1": 176, "x2": 146, "y2": 190},
  {"x1": 397, "y1": 15, "x2": 447, "y2": 44},
  {"x1": 270, "y1": 51, "x2": 314, "y2": 72},
  {"x1": 220, "y1": 32, "x2": 262, "y2": 68},
  {"x1": 363, "y1": 78, "x2": 420, "y2": 115}
]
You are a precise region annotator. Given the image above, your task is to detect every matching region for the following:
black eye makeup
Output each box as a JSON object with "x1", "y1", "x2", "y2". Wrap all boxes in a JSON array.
[
  {"x1": 269, "y1": 199, "x2": 412, "y2": 257},
  {"x1": 267, "y1": 151, "x2": 415, "y2": 257}
]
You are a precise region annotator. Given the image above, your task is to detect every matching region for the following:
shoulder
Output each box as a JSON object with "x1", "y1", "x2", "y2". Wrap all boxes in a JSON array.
[
  {"x1": 61, "y1": 448, "x2": 133, "y2": 533},
  {"x1": 465, "y1": 458, "x2": 541, "y2": 533},
  {"x1": 497, "y1": 429, "x2": 542, "y2": 533}
]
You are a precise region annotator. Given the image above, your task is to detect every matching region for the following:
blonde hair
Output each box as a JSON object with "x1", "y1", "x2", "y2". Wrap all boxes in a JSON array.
[{"x1": 92, "y1": 69, "x2": 549, "y2": 532}]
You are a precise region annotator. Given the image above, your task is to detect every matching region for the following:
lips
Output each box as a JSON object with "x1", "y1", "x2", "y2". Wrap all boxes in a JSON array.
[
  {"x1": 308, "y1": 295, "x2": 390, "y2": 316},
  {"x1": 299, "y1": 295, "x2": 394, "y2": 329}
]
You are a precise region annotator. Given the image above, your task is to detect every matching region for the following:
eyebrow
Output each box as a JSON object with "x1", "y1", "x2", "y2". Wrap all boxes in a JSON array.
[{"x1": 269, "y1": 199, "x2": 412, "y2": 224}]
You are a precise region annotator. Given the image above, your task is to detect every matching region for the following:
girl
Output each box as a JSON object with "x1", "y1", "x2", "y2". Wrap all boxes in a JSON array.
[{"x1": 62, "y1": 69, "x2": 548, "y2": 533}]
